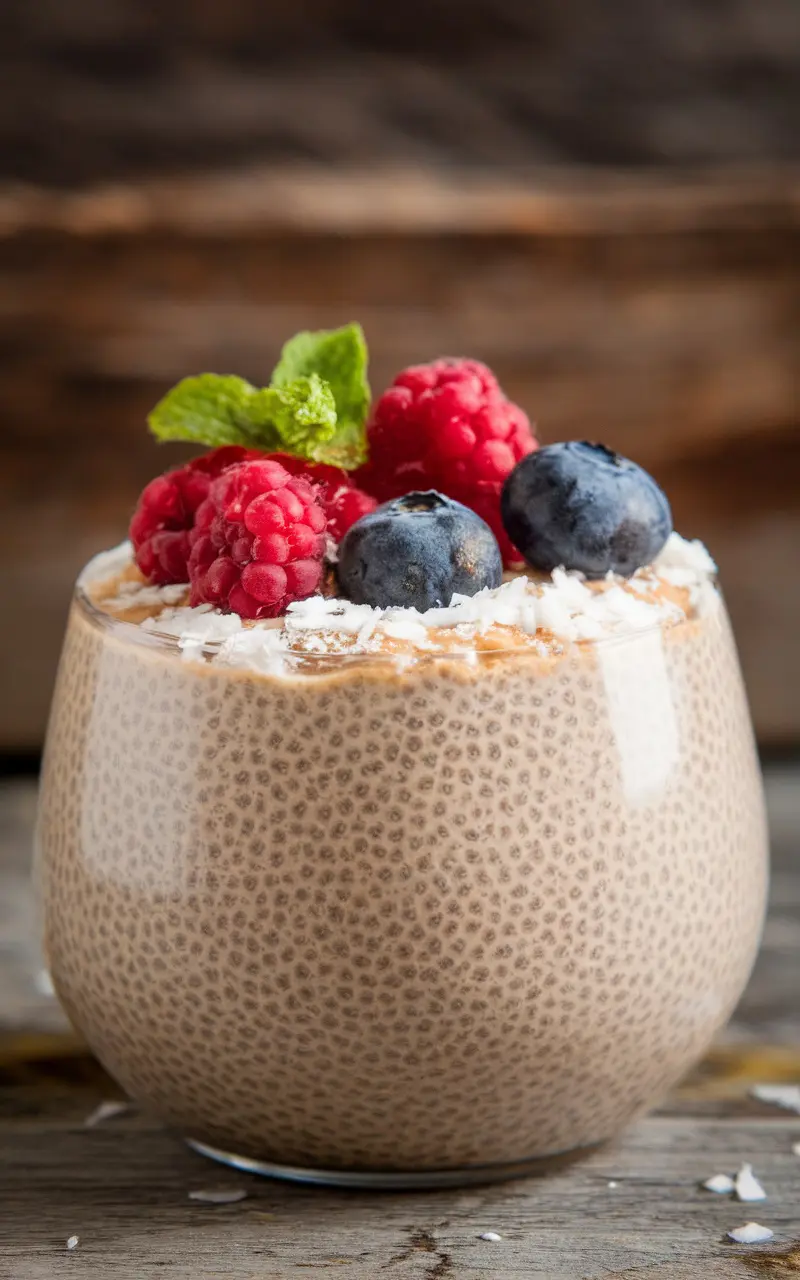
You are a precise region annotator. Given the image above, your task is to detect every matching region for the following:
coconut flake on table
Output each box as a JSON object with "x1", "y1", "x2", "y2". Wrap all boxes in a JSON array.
[
  {"x1": 478, "y1": 1231, "x2": 503, "y2": 1242},
  {"x1": 727, "y1": 1223, "x2": 774, "y2": 1245},
  {"x1": 734, "y1": 1163, "x2": 767, "y2": 1202},
  {"x1": 84, "y1": 1099, "x2": 129, "y2": 1128},
  {"x1": 34, "y1": 968, "x2": 55, "y2": 997},
  {"x1": 188, "y1": 1188, "x2": 248, "y2": 1204},
  {"x1": 703, "y1": 1173, "x2": 735, "y2": 1194},
  {"x1": 66, "y1": 1236, "x2": 79, "y2": 1250},
  {"x1": 750, "y1": 1084, "x2": 800, "y2": 1114}
]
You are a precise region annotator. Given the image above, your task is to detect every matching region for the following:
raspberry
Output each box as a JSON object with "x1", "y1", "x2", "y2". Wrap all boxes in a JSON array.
[
  {"x1": 355, "y1": 359, "x2": 537, "y2": 564},
  {"x1": 187, "y1": 458, "x2": 327, "y2": 618},
  {"x1": 129, "y1": 446, "x2": 257, "y2": 584},
  {"x1": 269, "y1": 455, "x2": 377, "y2": 540}
]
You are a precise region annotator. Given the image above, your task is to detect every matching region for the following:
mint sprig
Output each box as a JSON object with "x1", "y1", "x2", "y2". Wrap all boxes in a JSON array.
[
  {"x1": 147, "y1": 323, "x2": 371, "y2": 469},
  {"x1": 271, "y1": 322, "x2": 370, "y2": 468}
]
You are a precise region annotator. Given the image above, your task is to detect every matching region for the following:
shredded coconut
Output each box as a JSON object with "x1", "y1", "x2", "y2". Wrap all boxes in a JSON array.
[
  {"x1": 34, "y1": 968, "x2": 55, "y2": 997},
  {"x1": 381, "y1": 618, "x2": 431, "y2": 645},
  {"x1": 478, "y1": 1231, "x2": 503, "y2": 1242},
  {"x1": 703, "y1": 1173, "x2": 735, "y2": 1194},
  {"x1": 650, "y1": 533, "x2": 717, "y2": 619},
  {"x1": 189, "y1": 1188, "x2": 248, "y2": 1204},
  {"x1": 105, "y1": 580, "x2": 188, "y2": 611},
  {"x1": 66, "y1": 1236, "x2": 79, "y2": 1251},
  {"x1": 142, "y1": 605, "x2": 245, "y2": 663},
  {"x1": 654, "y1": 531, "x2": 717, "y2": 581},
  {"x1": 735, "y1": 1163, "x2": 767, "y2": 1202},
  {"x1": 750, "y1": 1084, "x2": 800, "y2": 1114},
  {"x1": 84, "y1": 1099, "x2": 129, "y2": 1128},
  {"x1": 727, "y1": 1222, "x2": 774, "y2": 1245},
  {"x1": 90, "y1": 532, "x2": 718, "y2": 673},
  {"x1": 218, "y1": 626, "x2": 286, "y2": 676}
]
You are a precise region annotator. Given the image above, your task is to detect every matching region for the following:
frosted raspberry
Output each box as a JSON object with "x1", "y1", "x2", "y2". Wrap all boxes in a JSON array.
[
  {"x1": 188, "y1": 458, "x2": 327, "y2": 618},
  {"x1": 355, "y1": 359, "x2": 537, "y2": 564},
  {"x1": 129, "y1": 446, "x2": 257, "y2": 584},
  {"x1": 269, "y1": 455, "x2": 377, "y2": 540}
]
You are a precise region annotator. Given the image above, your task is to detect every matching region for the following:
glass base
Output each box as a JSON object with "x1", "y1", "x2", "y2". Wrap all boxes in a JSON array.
[{"x1": 186, "y1": 1136, "x2": 600, "y2": 1189}]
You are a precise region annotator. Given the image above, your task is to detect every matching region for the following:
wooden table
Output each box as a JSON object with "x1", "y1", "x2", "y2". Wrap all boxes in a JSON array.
[{"x1": 1, "y1": 773, "x2": 798, "y2": 1279}]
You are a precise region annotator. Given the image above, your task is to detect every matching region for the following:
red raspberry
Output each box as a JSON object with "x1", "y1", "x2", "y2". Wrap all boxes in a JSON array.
[
  {"x1": 270, "y1": 455, "x2": 377, "y2": 540},
  {"x1": 129, "y1": 446, "x2": 257, "y2": 584},
  {"x1": 355, "y1": 359, "x2": 537, "y2": 564},
  {"x1": 187, "y1": 458, "x2": 327, "y2": 619}
]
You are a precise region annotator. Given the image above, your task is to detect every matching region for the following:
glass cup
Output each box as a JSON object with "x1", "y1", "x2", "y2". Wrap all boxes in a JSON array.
[{"x1": 34, "y1": 549, "x2": 768, "y2": 1187}]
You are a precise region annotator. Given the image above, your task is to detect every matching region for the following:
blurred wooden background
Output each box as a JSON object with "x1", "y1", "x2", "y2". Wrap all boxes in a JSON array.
[{"x1": 0, "y1": 0, "x2": 798, "y2": 752}]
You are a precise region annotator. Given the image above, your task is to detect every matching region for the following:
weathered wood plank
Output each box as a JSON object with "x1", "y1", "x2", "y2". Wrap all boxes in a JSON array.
[
  {"x1": 2, "y1": 0, "x2": 799, "y2": 184},
  {"x1": 0, "y1": 1113, "x2": 798, "y2": 1279},
  {"x1": 1, "y1": 166, "x2": 798, "y2": 236}
]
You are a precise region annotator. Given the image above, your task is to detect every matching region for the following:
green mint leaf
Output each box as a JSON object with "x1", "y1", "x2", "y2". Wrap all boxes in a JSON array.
[
  {"x1": 148, "y1": 374, "x2": 264, "y2": 448},
  {"x1": 270, "y1": 322, "x2": 370, "y2": 469},
  {"x1": 147, "y1": 372, "x2": 337, "y2": 458},
  {"x1": 251, "y1": 375, "x2": 338, "y2": 460}
]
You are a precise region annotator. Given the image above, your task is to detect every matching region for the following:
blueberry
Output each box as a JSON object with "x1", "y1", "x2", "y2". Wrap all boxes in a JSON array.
[
  {"x1": 337, "y1": 491, "x2": 502, "y2": 611},
  {"x1": 501, "y1": 442, "x2": 672, "y2": 578}
]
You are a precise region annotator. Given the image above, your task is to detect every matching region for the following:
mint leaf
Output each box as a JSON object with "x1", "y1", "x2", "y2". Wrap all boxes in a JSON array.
[
  {"x1": 251, "y1": 376, "x2": 338, "y2": 459},
  {"x1": 148, "y1": 372, "x2": 337, "y2": 459},
  {"x1": 147, "y1": 323, "x2": 370, "y2": 468},
  {"x1": 148, "y1": 374, "x2": 264, "y2": 448},
  {"x1": 271, "y1": 322, "x2": 370, "y2": 468}
]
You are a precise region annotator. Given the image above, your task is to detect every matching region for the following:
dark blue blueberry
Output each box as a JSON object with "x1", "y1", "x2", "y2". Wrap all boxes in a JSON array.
[
  {"x1": 337, "y1": 490, "x2": 502, "y2": 611},
  {"x1": 501, "y1": 442, "x2": 672, "y2": 578}
]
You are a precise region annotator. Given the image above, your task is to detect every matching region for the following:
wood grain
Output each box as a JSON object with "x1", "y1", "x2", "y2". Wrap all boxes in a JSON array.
[
  {"x1": 1, "y1": 1113, "x2": 799, "y2": 1279},
  {"x1": 1, "y1": 0, "x2": 798, "y2": 185}
]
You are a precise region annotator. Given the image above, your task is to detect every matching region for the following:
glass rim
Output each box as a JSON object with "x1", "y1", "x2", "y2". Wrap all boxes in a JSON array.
[{"x1": 73, "y1": 542, "x2": 716, "y2": 666}]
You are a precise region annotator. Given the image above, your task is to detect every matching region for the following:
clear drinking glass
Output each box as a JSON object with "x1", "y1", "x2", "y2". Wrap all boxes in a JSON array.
[{"x1": 34, "y1": 549, "x2": 768, "y2": 1187}]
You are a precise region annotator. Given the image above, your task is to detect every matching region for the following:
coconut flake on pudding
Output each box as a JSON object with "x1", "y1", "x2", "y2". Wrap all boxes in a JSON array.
[{"x1": 85, "y1": 533, "x2": 719, "y2": 671}]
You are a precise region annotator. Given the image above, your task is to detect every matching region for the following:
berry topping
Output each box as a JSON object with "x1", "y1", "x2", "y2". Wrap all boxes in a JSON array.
[
  {"x1": 129, "y1": 446, "x2": 258, "y2": 584},
  {"x1": 355, "y1": 358, "x2": 537, "y2": 565},
  {"x1": 337, "y1": 490, "x2": 502, "y2": 612},
  {"x1": 501, "y1": 441, "x2": 673, "y2": 579},
  {"x1": 188, "y1": 458, "x2": 327, "y2": 618},
  {"x1": 269, "y1": 455, "x2": 377, "y2": 540}
]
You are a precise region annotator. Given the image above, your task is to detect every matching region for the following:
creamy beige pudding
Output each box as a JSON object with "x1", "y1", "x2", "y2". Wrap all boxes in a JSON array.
[{"x1": 35, "y1": 535, "x2": 768, "y2": 1183}]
